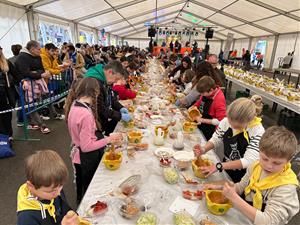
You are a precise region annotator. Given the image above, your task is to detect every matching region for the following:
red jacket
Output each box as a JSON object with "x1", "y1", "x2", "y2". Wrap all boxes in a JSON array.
[
  {"x1": 112, "y1": 85, "x2": 137, "y2": 100},
  {"x1": 194, "y1": 87, "x2": 226, "y2": 121}
]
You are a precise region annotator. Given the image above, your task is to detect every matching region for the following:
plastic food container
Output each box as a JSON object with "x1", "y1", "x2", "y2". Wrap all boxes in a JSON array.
[
  {"x1": 118, "y1": 198, "x2": 141, "y2": 219},
  {"x1": 179, "y1": 182, "x2": 204, "y2": 200},
  {"x1": 183, "y1": 121, "x2": 197, "y2": 133},
  {"x1": 119, "y1": 175, "x2": 141, "y2": 196},
  {"x1": 103, "y1": 151, "x2": 122, "y2": 170},
  {"x1": 192, "y1": 158, "x2": 213, "y2": 179},
  {"x1": 196, "y1": 213, "x2": 228, "y2": 225},
  {"x1": 154, "y1": 125, "x2": 169, "y2": 139},
  {"x1": 205, "y1": 190, "x2": 232, "y2": 215},
  {"x1": 136, "y1": 212, "x2": 158, "y2": 225},
  {"x1": 127, "y1": 131, "x2": 143, "y2": 144}
]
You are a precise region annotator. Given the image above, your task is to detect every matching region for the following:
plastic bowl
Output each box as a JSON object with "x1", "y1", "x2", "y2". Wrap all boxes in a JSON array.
[
  {"x1": 183, "y1": 121, "x2": 197, "y2": 133},
  {"x1": 103, "y1": 151, "x2": 122, "y2": 170},
  {"x1": 136, "y1": 212, "x2": 158, "y2": 225},
  {"x1": 205, "y1": 190, "x2": 232, "y2": 215},
  {"x1": 119, "y1": 175, "x2": 141, "y2": 196},
  {"x1": 127, "y1": 131, "x2": 143, "y2": 144},
  {"x1": 179, "y1": 181, "x2": 204, "y2": 200},
  {"x1": 192, "y1": 158, "x2": 213, "y2": 179},
  {"x1": 118, "y1": 198, "x2": 141, "y2": 219}
]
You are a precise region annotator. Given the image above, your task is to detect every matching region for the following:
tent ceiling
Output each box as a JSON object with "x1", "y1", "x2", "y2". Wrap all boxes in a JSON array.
[{"x1": 5, "y1": 0, "x2": 300, "y2": 39}]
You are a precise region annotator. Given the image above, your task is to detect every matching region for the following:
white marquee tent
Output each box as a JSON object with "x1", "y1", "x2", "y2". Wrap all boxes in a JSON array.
[{"x1": 0, "y1": 0, "x2": 299, "y2": 69}]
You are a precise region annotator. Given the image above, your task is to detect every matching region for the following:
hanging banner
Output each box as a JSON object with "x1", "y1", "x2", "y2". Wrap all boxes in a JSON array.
[{"x1": 223, "y1": 32, "x2": 234, "y2": 60}]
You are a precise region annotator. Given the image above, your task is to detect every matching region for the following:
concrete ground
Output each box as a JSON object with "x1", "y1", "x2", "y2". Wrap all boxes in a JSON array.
[{"x1": 0, "y1": 81, "x2": 299, "y2": 225}]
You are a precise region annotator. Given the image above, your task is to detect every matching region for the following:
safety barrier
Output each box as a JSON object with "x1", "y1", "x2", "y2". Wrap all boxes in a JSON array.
[{"x1": 0, "y1": 68, "x2": 74, "y2": 141}]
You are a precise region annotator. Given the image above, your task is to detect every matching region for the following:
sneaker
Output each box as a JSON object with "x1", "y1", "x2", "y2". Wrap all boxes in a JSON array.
[
  {"x1": 17, "y1": 122, "x2": 24, "y2": 127},
  {"x1": 55, "y1": 114, "x2": 65, "y2": 120},
  {"x1": 27, "y1": 124, "x2": 40, "y2": 130},
  {"x1": 40, "y1": 115, "x2": 50, "y2": 121},
  {"x1": 41, "y1": 126, "x2": 51, "y2": 134}
]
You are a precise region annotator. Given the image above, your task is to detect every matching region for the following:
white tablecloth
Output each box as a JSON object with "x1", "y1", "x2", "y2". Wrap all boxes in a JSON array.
[{"x1": 77, "y1": 61, "x2": 253, "y2": 225}]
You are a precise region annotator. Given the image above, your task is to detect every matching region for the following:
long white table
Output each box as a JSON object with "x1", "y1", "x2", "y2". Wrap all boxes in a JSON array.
[
  {"x1": 77, "y1": 62, "x2": 252, "y2": 225},
  {"x1": 226, "y1": 75, "x2": 300, "y2": 114}
]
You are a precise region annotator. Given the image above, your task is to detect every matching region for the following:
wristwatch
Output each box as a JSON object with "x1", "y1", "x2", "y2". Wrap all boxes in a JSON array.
[{"x1": 216, "y1": 162, "x2": 223, "y2": 172}]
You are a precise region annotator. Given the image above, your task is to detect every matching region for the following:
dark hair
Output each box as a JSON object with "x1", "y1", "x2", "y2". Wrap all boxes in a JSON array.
[
  {"x1": 181, "y1": 56, "x2": 192, "y2": 69},
  {"x1": 75, "y1": 43, "x2": 81, "y2": 48},
  {"x1": 67, "y1": 45, "x2": 75, "y2": 52},
  {"x1": 63, "y1": 42, "x2": 68, "y2": 46},
  {"x1": 128, "y1": 62, "x2": 137, "y2": 70},
  {"x1": 196, "y1": 76, "x2": 217, "y2": 93},
  {"x1": 120, "y1": 56, "x2": 128, "y2": 62},
  {"x1": 192, "y1": 61, "x2": 221, "y2": 88},
  {"x1": 104, "y1": 60, "x2": 125, "y2": 76},
  {"x1": 11, "y1": 44, "x2": 22, "y2": 56},
  {"x1": 45, "y1": 43, "x2": 56, "y2": 50},
  {"x1": 26, "y1": 40, "x2": 40, "y2": 50}
]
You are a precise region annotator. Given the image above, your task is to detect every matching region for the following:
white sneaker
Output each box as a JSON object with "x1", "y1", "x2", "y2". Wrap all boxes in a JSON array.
[
  {"x1": 40, "y1": 115, "x2": 50, "y2": 120},
  {"x1": 55, "y1": 114, "x2": 65, "y2": 120}
]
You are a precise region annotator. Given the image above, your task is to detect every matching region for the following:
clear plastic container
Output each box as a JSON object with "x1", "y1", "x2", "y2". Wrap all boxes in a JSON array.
[{"x1": 196, "y1": 213, "x2": 228, "y2": 225}]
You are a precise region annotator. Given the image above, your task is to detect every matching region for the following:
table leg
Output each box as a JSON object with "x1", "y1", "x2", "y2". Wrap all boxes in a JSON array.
[{"x1": 272, "y1": 103, "x2": 278, "y2": 112}]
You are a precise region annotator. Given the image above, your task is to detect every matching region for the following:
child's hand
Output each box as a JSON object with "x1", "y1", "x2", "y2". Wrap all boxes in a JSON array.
[
  {"x1": 195, "y1": 116, "x2": 203, "y2": 123},
  {"x1": 61, "y1": 211, "x2": 79, "y2": 225},
  {"x1": 200, "y1": 164, "x2": 217, "y2": 178},
  {"x1": 108, "y1": 133, "x2": 123, "y2": 143},
  {"x1": 203, "y1": 183, "x2": 223, "y2": 190},
  {"x1": 222, "y1": 181, "x2": 237, "y2": 201},
  {"x1": 193, "y1": 144, "x2": 204, "y2": 156}
]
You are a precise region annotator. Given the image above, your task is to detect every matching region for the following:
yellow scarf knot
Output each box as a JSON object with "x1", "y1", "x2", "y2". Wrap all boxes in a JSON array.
[{"x1": 244, "y1": 161, "x2": 298, "y2": 210}]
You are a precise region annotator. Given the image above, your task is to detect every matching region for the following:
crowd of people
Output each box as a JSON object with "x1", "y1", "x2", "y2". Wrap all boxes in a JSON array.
[{"x1": 0, "y1": 40, "x2": 299, "y2": 225}]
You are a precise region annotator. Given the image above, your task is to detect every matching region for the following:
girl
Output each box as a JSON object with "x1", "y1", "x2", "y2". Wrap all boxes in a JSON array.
[
  {"x1": 65, "y1": 77, "x2": 122, "y2": 203},
  {"x1": 168, "y1": 56, "x2": 192, "y2": 81},
  {"x1": 191, "y1": 76, "x2": 226, "y2": 140},
  {"x1": 181, "y1": 69, "x2": 195, "y2": 95},
  {"x1": 194, "y1": 97, "x2": 265, "y2": 182}
]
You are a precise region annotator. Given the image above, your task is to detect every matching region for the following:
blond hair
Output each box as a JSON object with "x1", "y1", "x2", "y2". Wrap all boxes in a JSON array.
[
  {"x1": 227, "y1": 98, "x2": 256, "y2": 124},
  {"x1": 0, "y1": 49, "x2": 9, "y2": 72},
  {"x1": 25, "y1": 150, "x2": 68, "y2": 189},
  {"x1": 250, "y1": 95, "x2": 263, "y2": 117},
  {"x1": 260, "y1": 126, "x2": 297, "y2": 160}
]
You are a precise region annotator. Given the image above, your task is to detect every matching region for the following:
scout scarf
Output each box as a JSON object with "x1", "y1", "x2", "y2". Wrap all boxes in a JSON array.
[
  {"x1": 17, "y1": 183, "x2": 57, "y2": 222},
  {"x1": 232, "y1": 117, "x2": 262, "y2": 143},
  {"x1": 244, "y1": 161, "x2": 299, "y2": 210}
]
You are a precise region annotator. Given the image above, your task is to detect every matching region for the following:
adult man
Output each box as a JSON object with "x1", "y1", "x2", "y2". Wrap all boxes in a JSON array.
[
  {"x1": 15, "y1": 40, "x2": 51, "y2": 134},
  {"x1": 207, "y1": 54, "x2": 226, "y2": 87},
  {"x1": 85, "y1": 61, "x2": 131, "y2": 134}
]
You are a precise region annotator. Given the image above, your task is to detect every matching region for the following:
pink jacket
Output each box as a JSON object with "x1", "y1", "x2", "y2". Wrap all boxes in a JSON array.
[
  {"x1": 22, "y1": 78, "x2": 48, "y2": 103},
  {"x1": 67, "y1": 103, "x2": 109, "y2": 164}
]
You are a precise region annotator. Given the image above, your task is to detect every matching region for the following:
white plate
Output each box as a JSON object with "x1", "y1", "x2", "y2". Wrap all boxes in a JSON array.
[
  {"x1": 169, "y1": 196, "x2": 199, "y2": 217},
  {"x1": 154, "y1": 148, "x2": 175, "y2": 158},
  {"x1": 173, "y1": 151, "x2": 194, "y2": 161}
]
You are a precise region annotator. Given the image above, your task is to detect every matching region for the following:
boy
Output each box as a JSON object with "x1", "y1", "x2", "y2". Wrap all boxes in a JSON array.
[
  {"x1": 208, "y1": 126, "x2": 299, "y2": 225},
  {"x1": 191, "y1": 76, "x2": 226, "y2": 140},
  {"x1": 112, "y1": 76, "x2": 137, "y2": 100},
  {"x1": 17, "y1": 150, "x2": 86, "y2": 225}
]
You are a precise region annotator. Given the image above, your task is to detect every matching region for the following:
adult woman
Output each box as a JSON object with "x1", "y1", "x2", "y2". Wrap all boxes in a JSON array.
[{"x1": 0, "y1": 46, "x2": 20, "y2": 141}]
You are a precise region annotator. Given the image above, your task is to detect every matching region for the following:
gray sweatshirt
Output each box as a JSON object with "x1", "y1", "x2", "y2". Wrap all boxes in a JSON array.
[{"x1": 235, "y1": 164, "x2": 299, "y2": 225}]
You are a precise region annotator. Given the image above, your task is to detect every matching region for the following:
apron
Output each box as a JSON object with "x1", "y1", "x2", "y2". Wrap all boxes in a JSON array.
[
  {"x1": 197, "y1": 96, "x2": 216, "y2": 141},
  {"x1": 74, "y1": 101, "x2": 106, "y2": 194},
  {"x1": 223, "y1": 128, "x2": 249, "y2": 182},
  {"x1": 241, "y1": 192, "x2": 267, "y2": 212}
]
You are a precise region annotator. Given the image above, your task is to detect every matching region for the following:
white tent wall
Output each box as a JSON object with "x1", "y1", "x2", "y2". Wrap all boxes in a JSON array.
[
  {"x1": 124, "y1": 39, "x2": 140, "y2": 48},
  {"x1": 273, "y1": 33, "x2": 300, "y2": 70},
  {"x1": 233, "y1": 38, "x2": 250, "y2": 57},
  {"x1": 0, "y1": 2, "x2": 30, "y2": 57}
]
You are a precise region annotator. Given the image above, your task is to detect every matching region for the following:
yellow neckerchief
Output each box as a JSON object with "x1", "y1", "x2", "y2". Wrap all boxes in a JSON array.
[
  {"x1": 232, "y1": 117, "x2": 262, "y2": 143},
  {"x1": 17, "y1": 183, "x2": 56, "y2": 222},
  {"x1": 244, "y1": 161, "x2": 299, "y2": 210}
]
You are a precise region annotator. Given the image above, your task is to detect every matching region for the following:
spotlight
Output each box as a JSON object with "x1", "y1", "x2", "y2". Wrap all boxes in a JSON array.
[
  {"x1": 170, "y1": 31, "x2": 172, "y2": 35},
  {"x1": 193, "y1": 28, "x2": 196, "y2": 31},
  {"x1": 166, "y1": 31, "x2": 169, "y2": 35},
  {"x1": 191, "y1": 32, "x2": 194, "y2": 35},
  {"x1": 186, "y1": 31, "x2": 189, "y2": 36},
  {"x1": 159, "y1": 29, "x2": 162, "y2": 35},
  {"x1": 156, "y1": 27, "x2": 159, "y2": 30},
  {"x1": 202, "y1": 28, "x2": 205, "y2": 31},
  {"x1": 178, "y1": 31, "x2": 181, "y2": 35},
  {"x1": 175, "y1": 31, "x2": 178, "y2": 35},
  {"x1": 182, "y1": 31, "x2": 185, "y2": 35},
  {"x1": 165, "y1": 27, "x2": 168, "y2": 30},
  {"x1": 195, "y1": 32, "x2": 198, "y2": 36},
  {"x1": 162, "y1": 31, "x2": 165, "y2": 35}
]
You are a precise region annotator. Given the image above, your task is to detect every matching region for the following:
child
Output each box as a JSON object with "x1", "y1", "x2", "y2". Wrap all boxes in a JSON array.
[
  {"x1": 191, "y1": 76, "x2": 226, "y2": 140},
  {"x1": 17, "y1": 150, "x2": 87, "y2": 225},
  {"x1": 65, "y1": 77, "x2": 122, "y2": 203},
  {"x1": 208, "y1": 126, "x2": 299, "y2": 225},
  {"x1": 112, "y1": 76, "x2": 137, "y2": 100},
  {"x1": 181, "y1": 69, "x2": 195, "y2": 95},
  {"x1": 194, "y1": 97, "x2": 265, "y2": 182}
]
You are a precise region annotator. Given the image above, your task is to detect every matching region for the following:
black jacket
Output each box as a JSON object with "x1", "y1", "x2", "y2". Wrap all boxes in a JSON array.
[
  {"x1": 15, "y1": 48, "x2": 45, "y2": 80},
  {"x1": 97, "y1": 80, "x2": 123, "y2": 131}
]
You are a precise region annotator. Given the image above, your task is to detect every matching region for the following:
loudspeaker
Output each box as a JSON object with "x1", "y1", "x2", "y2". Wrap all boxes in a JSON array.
[
  {"x1": 205, "y1": 28, "x2": 214, "y2": 39},
  {"x1": 148, "y1": 27, "x2": 156, "y2": 37}
]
